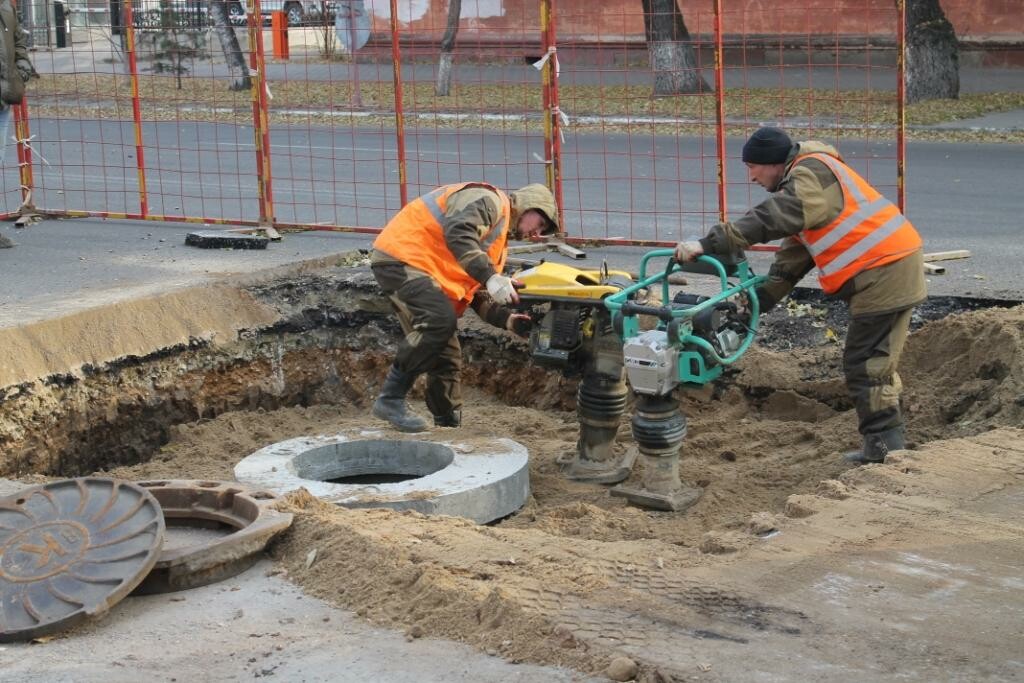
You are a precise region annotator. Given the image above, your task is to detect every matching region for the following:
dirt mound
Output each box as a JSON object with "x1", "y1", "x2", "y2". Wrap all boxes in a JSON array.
[{"x1": 901, "y1": 304, "x2": 1024, "y2": 441}]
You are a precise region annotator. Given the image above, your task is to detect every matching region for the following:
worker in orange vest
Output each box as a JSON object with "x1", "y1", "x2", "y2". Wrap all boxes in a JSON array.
[
  {"x1": 370, "y1": 182, "x2": 559, "y2": 432},
  {"x1": 675, "y1": 127, "x2": 926, "y2": 465}
]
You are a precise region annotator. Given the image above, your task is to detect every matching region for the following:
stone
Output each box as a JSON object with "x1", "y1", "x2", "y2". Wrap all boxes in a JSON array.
[
  {"x1": 606, "y1": 656, "x2": 639, "y2": 681},
  {"x1": 747, "y1": 511, "x2": 778, "y2": 536}
]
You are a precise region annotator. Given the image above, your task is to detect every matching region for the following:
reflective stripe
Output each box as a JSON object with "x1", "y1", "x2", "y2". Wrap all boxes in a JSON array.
[
  {"x1": 804, "y1": 197, "x2": 890, "y2": 257},
  {"x1": 822, "y1": 213, "x2": 909, "y2": 275},
  {"x1": 421, "y1": 187, "x2": 447, "y2": 223},
  {"x1": 422, "y1": 185, "x2": 506, "y2": 245},
  {"x1": 481, "y1": 216, "x2": 507, "y2": 249},
  {"x1": 817, "y1": 155, "x2": 870, "y2": 204}
]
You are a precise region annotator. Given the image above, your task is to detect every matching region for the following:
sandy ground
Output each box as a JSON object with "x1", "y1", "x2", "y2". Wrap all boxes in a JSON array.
[
  {"x1": 75, "y1": 302, "x2": 1024, "y2": 680},
  {"x1": 0, "y1": 556, "x2": 594, "y2": 683}
]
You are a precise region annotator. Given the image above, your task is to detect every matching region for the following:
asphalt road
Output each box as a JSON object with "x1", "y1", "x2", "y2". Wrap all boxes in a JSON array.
[{"x1": 1, "y1": 120, "x2": 1019, "y2": 299}]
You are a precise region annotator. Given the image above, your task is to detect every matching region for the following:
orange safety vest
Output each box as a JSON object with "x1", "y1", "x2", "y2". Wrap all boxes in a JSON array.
[
  {"x1": 373, "y1": 182, "x2": 511, "y2": 314},
  {"x1": 795, "y1": 153, "x2": 923, "y2": 294}
]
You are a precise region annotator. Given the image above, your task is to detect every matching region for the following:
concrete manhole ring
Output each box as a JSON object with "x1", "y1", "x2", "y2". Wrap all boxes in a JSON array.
[
  {"x1": 233, "y1": 431, "x2": 530, "y2": 524},
  {"x1": 130, "y1": 480, "x2": 294, "y2": 595}
]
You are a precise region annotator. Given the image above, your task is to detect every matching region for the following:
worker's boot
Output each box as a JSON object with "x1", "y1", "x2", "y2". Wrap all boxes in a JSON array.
[
  {"x1": 843, "y1": 425, "x2": 905, "y2": 465},
  {"x1": 433, "y1": 410, "x2": 461, "y2": 428},
  {"x1": 0, "y1": 234, "x2": 14, "y2": 249},
  {"x1": 372, "y1": 366, "x2": 428, "y2": 433}
]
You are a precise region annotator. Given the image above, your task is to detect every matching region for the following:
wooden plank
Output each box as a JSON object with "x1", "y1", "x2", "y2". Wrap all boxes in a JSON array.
[
  {"x1": 923, "y1": 262, "x2": 946, "y2": 275},
  {"x1": 921, "y1": 250, "x2": 970, "y2": 263}
]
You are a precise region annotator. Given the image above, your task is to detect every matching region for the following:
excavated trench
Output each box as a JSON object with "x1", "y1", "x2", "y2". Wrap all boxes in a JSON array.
[
  {"x1": 3, "y1": 256, "x2": 1024, "y2": 679},
  {"x1": 1, "y1": 263, "x2": 1021, "y2": 535}
]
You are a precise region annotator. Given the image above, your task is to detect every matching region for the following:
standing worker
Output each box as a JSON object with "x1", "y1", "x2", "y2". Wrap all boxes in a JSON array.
[
  {"x1": 370, "y1": 182, "x2": 559, "y2": 432},
  {"x1": 0, "y1": 0, "x2": 38, "y2": 249},
  {"x1": 675, "y1": 127, "x2": 925, "y2": 464}
]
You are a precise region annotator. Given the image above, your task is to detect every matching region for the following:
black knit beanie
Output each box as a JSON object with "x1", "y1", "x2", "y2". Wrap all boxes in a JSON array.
[{"x1": 742, "y1": 127, "x2": 793, "y2": 164}]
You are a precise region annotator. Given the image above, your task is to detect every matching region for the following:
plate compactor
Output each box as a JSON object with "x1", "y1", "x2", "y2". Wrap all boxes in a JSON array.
[
  {"x1": 512, "y1": 261, "x2": 639, "y2": 484},
  {"x1": 513, "y1": 249, "x2": 766, "y2": 511}
]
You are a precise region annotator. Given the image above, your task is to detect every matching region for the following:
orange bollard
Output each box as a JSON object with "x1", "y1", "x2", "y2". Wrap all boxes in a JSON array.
[{"x1": 271, "y1": 11, "x2": 289, "y2": 60}]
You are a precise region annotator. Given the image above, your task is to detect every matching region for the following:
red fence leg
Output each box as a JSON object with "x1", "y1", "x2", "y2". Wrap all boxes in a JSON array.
[
  {"x1": 896, "y1": 0, "x2": 907, "y2": 213},
  {"x1": 389, "y1": 0, "x2": 408, "y2": 207},
  {"x1": 122, "y1": 1, "x2": 149, "y2": 218},
  {"x1": 249, "y1": 0, "x2": 275, "y2": 226},
  {"x1": 713, "y1": 0, "x2": 728, "y2": 225},
  {"x1": 541, "y1": 0, "x2": 565, "y2": 232}
]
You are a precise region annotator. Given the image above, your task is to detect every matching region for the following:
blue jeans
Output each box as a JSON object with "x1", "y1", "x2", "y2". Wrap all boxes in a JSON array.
[{"x1": 0, "y1": 106, "x2": 11, "y2": 165}]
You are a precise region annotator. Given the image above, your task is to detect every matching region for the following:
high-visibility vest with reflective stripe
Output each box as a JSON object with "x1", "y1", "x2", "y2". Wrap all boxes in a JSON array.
[
  {"x1": 373, "y1": 182, "x2": 511, "y2": 314},
  {"x1": 795, "y1": 153, "x2": 923, "y2": 294}
]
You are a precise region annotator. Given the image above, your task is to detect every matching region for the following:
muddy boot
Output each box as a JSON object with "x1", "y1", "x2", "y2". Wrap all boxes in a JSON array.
[
  {"x1": 0, "y1": 234, "x2": 14, "y2": 249},
  {"x1": 433, "y1": 411, "x2": 461, "y2": 428},
  {"x1": 844, "y1": 425, "x2": 905, "y2": 464},
  {"x1": 372, "y1": 366, "x2": 428, "y2": 433}
]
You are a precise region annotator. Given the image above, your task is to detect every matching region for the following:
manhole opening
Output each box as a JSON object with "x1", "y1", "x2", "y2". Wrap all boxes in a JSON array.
[
  {"x1": 293, "y1": 439, "x2": 455, "y2": 485},
  {"x1": 162, "y1": 518, "x2": 236, "y2": 551},
  {"x1": 326, "y1": 472, "x2": 419, "y2": 485}
]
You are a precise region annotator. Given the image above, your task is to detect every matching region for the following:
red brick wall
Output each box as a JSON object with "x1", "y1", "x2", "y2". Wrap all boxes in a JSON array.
[{"x1": 370, "y1": 0, "x2": 1022, "y2": 42}]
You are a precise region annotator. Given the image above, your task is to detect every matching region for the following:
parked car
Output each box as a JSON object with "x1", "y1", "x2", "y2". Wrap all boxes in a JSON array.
[{"x1": 252, "y1": 0, "x2": 327, "y2": 25}]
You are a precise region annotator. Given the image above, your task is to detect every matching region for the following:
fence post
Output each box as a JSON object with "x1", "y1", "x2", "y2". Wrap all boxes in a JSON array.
[
  {"x1": 895, "y1": 0, "x2": 906, "y2": 213},
  {"x1": 249, "y1": 0, "x2": 275, "y2": 225},
  {"x1": 122, "y1": 0, "x2": 149, "y2": 218},
  {"x1": 540, "y1": 0, "x2": 564, "y2": 231},
  {"x1": 713, "y1": 0, "x2": 727, "y2": 224},
  {"x1": 13, "y1": 102, "x2": 34, "y2": 216},
  {"x1": 11, "y1": 0, "x2": 36, "y2": 218},
  {"x1": 389, "y1": 0, "x2": 407, "y2": 207}
]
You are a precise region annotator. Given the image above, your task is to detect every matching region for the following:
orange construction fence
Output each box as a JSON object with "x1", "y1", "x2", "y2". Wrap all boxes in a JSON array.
[{"x1": 4, "y1": 0, "x2": 906, "y2": 247}]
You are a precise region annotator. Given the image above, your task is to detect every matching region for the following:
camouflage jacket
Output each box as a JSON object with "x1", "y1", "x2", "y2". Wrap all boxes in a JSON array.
[
  {"x1": 371, "y1": 186, "x2": 514, "y2": 327},
  {"x1": 0, "y1": 0, "x2": 30, "y2": 106}
]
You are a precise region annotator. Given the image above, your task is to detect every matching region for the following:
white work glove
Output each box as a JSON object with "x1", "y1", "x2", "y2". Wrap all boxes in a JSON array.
[
  {"x1": 485, "y1": 274, "x2": 520, "y2": 305},
  {"x1": 674, "y1": 240, "x2": 704, "y2": 262}
]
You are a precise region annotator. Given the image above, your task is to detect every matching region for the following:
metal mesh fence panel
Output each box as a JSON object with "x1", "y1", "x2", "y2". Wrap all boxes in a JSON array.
[{"x1": 2, "y1": 0, "x2": 903, "y2": 247}]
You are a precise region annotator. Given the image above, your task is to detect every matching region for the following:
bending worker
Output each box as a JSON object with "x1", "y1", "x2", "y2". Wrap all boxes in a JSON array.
[
  {"x1": 370, "y1": 182, "x2": 559, "y2": 432},
  {"x1": 675, "y1": 127, "x2": 926, "y2": 464}
]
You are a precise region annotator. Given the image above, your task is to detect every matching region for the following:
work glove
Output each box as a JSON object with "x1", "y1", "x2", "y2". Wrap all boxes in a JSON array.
[
  {"x1": 16, "y1": 58, "x2": 39, "y2": 82},
  {"x1": 486, "y1": 274, "x2": 521, "y2": 305},
  {"x1": 674, "y1": 240, "x2": 704, "y2": 262}
]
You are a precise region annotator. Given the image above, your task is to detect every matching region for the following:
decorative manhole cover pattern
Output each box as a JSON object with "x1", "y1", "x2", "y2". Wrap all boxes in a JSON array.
[{"x1": 0, "y1": 477, "x2": 165, "y2": 642}]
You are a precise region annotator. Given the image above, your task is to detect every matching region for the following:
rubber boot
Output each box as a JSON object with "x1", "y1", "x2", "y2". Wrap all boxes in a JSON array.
[
  {"x1": 372, "y1": 366, "x2": 428, "y2": 433},
  {"x1": 843, "y1": 425, "x2": 905, "y2": 464},
  {"x1": 433, "y1": 410, "x2": 461, "y2": 428}
]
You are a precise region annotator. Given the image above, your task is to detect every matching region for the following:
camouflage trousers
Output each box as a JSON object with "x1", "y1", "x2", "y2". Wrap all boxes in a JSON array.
[
  {"x1": 843, "y1": 307, "x2": 914, "y2": 436},
  {"x1": 371, "y1": 261, "x2": 462, "y2": 417}
]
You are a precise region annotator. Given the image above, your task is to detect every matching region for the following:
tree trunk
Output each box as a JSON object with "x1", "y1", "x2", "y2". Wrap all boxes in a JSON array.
[
  {"x1": 641, "y1": 0, "x2": 710, "y2": 96},
  {"x1": 435, "y1": 0, "x2": 461, "y2": 97},
  {"x1": 209, "y1": 0, "x2": 251, "y2": 91},
  {"x1": 904, "y1": 0, "x2": 959, "y2": 103}
]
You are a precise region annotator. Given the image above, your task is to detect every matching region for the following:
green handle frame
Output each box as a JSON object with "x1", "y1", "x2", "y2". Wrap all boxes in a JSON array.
[{"x1": 604, "y1": 248, "x2": 768, "y2": 367}]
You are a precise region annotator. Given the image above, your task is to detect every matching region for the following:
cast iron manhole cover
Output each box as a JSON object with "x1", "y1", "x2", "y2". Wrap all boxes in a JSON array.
[
  {"x1": 185, "y1": 231, "x2": 269, "y2": 249},
  {"x1": 0, "y1": 477, "x2": 165, "y2": 642}
]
